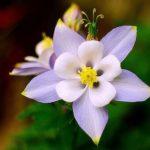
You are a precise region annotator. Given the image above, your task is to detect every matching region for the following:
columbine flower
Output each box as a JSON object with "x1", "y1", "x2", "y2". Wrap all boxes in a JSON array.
[
  {"x1": 10, "y1": 34, "x2": 54, "y2": 76},
  {"x1": 63, "y1": 3, "x2": 82, "y2": 31},
  {"x1": 22, "y1": 19, "x2": 150, "y2": 145}
]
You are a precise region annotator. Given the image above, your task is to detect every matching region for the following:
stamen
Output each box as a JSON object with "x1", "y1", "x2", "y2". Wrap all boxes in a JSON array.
[
  {"x1": 81, "y1": 8, "x2": 104, "y2": 40},
  {"x1": 81, "y1": 11, "x2": 90, "y2": 22},
  {"x1": 78, "y1": 66, "x2": 98, "y2": 88},
  {"x1": 93, "y1": 8, "x2": 96, "y2": 21}
]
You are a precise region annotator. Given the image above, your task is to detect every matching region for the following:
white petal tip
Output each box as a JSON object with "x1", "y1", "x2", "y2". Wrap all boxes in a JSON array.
[
  {"x1": 131, "y1": 26, "x2": 137, "y2": 31},
  {"x1": 92, "y1": 136, "x2": 100, "y2": 146}
]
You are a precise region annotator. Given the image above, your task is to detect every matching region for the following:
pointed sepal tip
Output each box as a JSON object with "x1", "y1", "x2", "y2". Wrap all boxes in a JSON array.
[
  {"x1": 21, "y1": 90, "x2": 26, "y2": 96},
  {"x1": 92, "y1": 136, "x2": 100, "y2": 146},
  {"x1": 132, "y1": 26, "x2": 137, "y2": 31}
]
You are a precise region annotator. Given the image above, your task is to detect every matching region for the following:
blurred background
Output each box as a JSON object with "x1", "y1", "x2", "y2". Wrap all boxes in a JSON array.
[{"x1": 0, "y1": 0, "x2": 150, "y2": 149}]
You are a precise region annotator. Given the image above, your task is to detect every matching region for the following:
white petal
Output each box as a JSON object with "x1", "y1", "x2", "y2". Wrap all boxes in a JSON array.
[
  {"x1": 78, "y1": 40, "x2": 103, "y2": 66},
  {"x1": 73, "y1": 91, "x2": 108, "y2": 145},
  {"x1": 101, "y1": 26, "x2": 137, "y2": 62},
  {"x1": 53, "y1": 19, "x2": 85, "y2": 56},
  {"x1": 56, "y1": 80, "x2": 86, "y2": 102},
  {"x1": 112, "y1": 69, "x2": 150, "y2": 102},
  {"x1": 89, "y1": 79, "x2": 116, "y2": 107},
  {"x1": 54, "y1": 52, "x2": 80, "y2": 79},
  {"x1": 95, "y1": 55, "x2": 122, "y2": 81}
]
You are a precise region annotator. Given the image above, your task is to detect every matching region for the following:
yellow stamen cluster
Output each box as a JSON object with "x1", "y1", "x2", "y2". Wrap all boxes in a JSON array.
[{"x1": 78, "y1": 66, "x2": 98, "y2": 88}]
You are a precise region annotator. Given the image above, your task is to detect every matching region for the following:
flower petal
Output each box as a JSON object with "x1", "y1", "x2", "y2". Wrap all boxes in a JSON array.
[
  {"x1": 73, "y1": 91, "x2": 108, "y2": 145},
  {"x1": 9, "y1": 67, "x2": 48, "y2": 76},
  {"x1": 24, "y1": 56, "x2": 38, "y2": 62},
  {"x1": 38, "y1": 49, "x2": 53, "y2": 69},
  {"x1": 95, "y1": 55, "x2": 122, "y2": 81},
  {"x1": 49, "y1": 53, "x2": 57, "y2": 69},
  {"x1": 22, "y1": 71, "x2": 61, "y2": 103},
  {"x1": 101, "y1": 26, "x2": 137, "y2": 62},
  {"x1": 89, "y1": 79, "x2": 116, "y2": 107},
  {"x1": 15, "y1": 62, "x2": 43, "y2": 68},
  {"x1": 56, "y1": 79, "x2": 86, "y2": 102},
  {"x1": 53, "y1": 19, "x2": 85, "y2": 56},
  {"x1": 78, "y1": 40, "x2": 103, "y2": 66},
  {"x1": 10, "y1": 62, "x2": 48, "y2": 76},
  {"x1": 112, "y1": 69, "x2": 150, "y2": 102},
  {"x1": 54, "y1": 52, "x2": 80, "y2": 79}
]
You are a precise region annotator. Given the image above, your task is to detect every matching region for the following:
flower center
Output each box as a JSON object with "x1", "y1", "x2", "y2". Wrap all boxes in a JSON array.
[{"x1": 78, "y1": 66, "x2": 98, "y2": 88}]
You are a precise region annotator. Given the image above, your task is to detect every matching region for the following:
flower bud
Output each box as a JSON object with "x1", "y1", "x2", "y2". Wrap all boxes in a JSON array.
[{"x1": 63, "y1": 3, "x2": 82, "y2": 31}]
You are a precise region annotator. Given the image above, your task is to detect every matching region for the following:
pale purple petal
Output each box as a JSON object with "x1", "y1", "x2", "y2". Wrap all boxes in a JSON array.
[
  {"x1": 9, "y1": 67, "x2": 48, "y2": 76},
  {"x1": 112, "y1": 69, "x2": 150, "y2": 102},
  {"x1": 73, "y1": 91, "x2": 108, "y2": 145},
  {"x1": 10, "y1": 62, "x2": 49, "y2": 76},
  {"x1": 101, "y1": 26, "x2": 137, "y2": 62},
  {"x1": 53, "y1": 19, "x2": 85, "y2": 56},
  {"x1": 22, "y1": 70, "x2": 61, "y2": 103},
  {"x1": 14, "y1": 62, "x2": 44, "y2": 69}
]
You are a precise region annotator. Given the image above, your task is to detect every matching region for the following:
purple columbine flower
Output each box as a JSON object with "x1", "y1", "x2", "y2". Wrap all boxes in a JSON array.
[{"x1": 21, "y1": 19, "x2": 150, "y2": 145}]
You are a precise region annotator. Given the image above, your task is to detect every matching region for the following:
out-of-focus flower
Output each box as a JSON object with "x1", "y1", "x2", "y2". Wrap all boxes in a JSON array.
[
  {"x1": 63, "y1": 3, "x2": 82, "y2": 31},
  {"x1": 22, "y1": 20, "x2": 150, "y2": 145},
  {"x1": 10, "y1": 34, "x2": 54, "y2": 76}
]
